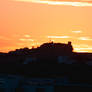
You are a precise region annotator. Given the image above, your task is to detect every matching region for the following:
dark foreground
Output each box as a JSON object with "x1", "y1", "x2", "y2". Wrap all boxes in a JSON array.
[{"x1": 0, "y1": 64, "x2": 92, "y2": 92}]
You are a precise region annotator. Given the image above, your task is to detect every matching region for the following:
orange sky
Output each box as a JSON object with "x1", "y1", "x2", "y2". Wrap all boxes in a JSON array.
[{"x1": 0, "y1": 0, "x2": 92, "y2": 52}]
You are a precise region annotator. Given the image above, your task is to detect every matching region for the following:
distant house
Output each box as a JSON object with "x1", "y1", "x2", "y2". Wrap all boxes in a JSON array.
[
  {"x1": 24, "y1": 57, "x2": 37, "y2": 64},
  {"x1": 57, "y1": 56, "x2": 76, "y2": 64}
]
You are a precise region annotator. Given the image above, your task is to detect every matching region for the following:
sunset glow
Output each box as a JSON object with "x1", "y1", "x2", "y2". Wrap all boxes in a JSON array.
[{"x1": 0, "y1": 0, "x2": 92, "y2": 52}]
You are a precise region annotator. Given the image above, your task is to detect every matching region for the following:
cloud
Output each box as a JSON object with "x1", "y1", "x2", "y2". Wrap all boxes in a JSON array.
[
  {"x1": 19, "y1": 38, "x2": 34, "y2": 41},
  {"x1": 78, "y1": 37, "x2": 92, "y2": 40},
  {"x1": 47, "y1": 36, "x2": 70, "y2": 38},
  {"x1": 82, "y1": 0, "x2": 92, "y2": 2},
  {"x1": 14, "y1": 0, "x2": 92, "y2": 7},
  {"x1": 24, "y1": 35, "x2": 31, "y2": 38},
  {"x1": 72, "y1": 30, "x2": 82, "y2": 33}
]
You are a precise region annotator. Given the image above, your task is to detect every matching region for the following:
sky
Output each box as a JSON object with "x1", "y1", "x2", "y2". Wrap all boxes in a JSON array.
[{"x1": 0, "y1": 0, "x2": 92, "y2": 52}]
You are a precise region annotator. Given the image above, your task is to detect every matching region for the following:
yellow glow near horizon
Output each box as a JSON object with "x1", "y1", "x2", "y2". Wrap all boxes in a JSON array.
[{"x1": 74, "y1": 48, "x2": 92, "y2": 52}]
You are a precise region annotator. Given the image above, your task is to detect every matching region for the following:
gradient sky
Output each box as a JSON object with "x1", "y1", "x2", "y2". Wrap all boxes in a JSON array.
[{"x1": 0, "y1": 0, "x2": 92, "y2": 52}]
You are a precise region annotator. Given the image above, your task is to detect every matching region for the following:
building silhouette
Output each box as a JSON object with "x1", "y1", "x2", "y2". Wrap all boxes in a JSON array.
[{"x1": 0, "y1": 41, "x2": 92, "y2": 91}]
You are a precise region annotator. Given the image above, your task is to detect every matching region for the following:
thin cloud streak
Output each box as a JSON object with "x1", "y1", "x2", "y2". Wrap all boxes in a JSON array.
[
  {"x1": 19, "y1": 38, "x2": 34, "y2": 41},
  {"x1": 47, "y1": 36, "x2": 70, "y2": 38},
  {"x1": 82, "y1": 0, "x2": 92, "y2": 2},
  {"x1": 72, "y1": 30, "x2": 82, "y2": 33},
  {"x1": 24, "y1": 35, "x2": 31, "y2": 38},
  {"x1": 78, "y1": 37, "x2": 92, "y2": 40},
  {"x1": 14, "y1": 0, "x2": 92, "y2": 6}
]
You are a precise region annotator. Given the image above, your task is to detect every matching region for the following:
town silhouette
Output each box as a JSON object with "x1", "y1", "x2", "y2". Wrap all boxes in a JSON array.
[
  {"x1": 0, "y1": 41, "x2": 92, "y2": 91},
  {"x1": 0, "y1": 41, "x2": 91, "y2": 64}
]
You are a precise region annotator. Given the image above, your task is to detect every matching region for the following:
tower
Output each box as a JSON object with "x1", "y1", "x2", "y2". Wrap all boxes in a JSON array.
[{"x1": 68, "y1": 41, "x2": 72, "y2": 46}]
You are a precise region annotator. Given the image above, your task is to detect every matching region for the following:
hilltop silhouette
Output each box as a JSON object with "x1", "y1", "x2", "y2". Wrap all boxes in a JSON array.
[
  {"x1": 0, "y1": 41, "x2": 92, "y2": 88},
  {"x1": 0, "y1": 41, "x2": 91, "y2": 65},
  {"x1": 0, "y1": 41, "x2": 73, "y2": 64}
]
